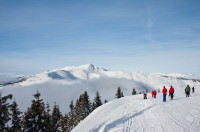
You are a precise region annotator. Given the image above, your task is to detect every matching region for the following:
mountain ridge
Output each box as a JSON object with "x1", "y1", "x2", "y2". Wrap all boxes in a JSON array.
[
  {"x1": 0, "y1": 64, "x2": 200, "y2": 114},
  {"x1": 1, "y1": 64, "x2": 199, "y2": 87}
]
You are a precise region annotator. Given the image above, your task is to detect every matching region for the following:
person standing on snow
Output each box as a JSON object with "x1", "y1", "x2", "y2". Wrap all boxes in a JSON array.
[
  {"x1": 153, "y1": 90, "x2": 157, "y2": 98},
  {"x1": 162, "y1": 86, "x2": 167, "y2": 102},
  {"x1": 192, "y1": 87, "x2": 195, "y2": 93},
  {"x1": 151, "y1": 91, "x2": 154, "y2": 98},
  {"x1": 169, "y1": 86, "x2": 174, "y2": 100},
  {"x1": 185, "y1": 85, "x2": 190, "y2": 97},
  {"x1": 143, "y1": 93, "x2": 147, "y2": 99}
]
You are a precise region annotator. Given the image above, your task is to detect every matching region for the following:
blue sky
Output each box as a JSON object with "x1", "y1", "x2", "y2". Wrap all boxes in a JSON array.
[{"x1": 0, "y1": 0, "x2": 200, "y2": 75}]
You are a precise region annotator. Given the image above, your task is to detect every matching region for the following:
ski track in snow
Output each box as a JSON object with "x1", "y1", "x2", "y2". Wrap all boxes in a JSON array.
[
  {"x1": 72, "y1": 90, "x2": 200, "y2": 132},
  {"x1": 1, "y1": 64, "x2": 200, "y2": 131}
]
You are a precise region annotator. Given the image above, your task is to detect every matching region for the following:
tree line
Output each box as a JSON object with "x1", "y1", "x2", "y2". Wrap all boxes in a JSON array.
[{"x1": 0, "y1": 87, "x2": 137, "y2": 132}]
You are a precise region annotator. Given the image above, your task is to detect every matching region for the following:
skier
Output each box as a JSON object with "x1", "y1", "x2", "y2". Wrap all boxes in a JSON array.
[
  {"x1": 151, "y1": 91, "x2": 154, "y2": 98},
  {"x1": 162, "y1": 86, "x2": 167, "y2": 102},
  {"x1": 153, "y1": 90, "x2": 157, "y2": 98},
  {"x1": 146, "y1": 89, "x2": 148, "y2": 93},
  {"x1": 169, "y1": 86, "x2": 174, "y2": 100},
  {"x1": 185, "y1": 85, "x2": 190, "y2": 97},
  {"x1": 192, "y1": 87, "x2": 195, "y2": 93},
  {"x1": 143, "y1": 93, "x2": 147, "y2": 99}
]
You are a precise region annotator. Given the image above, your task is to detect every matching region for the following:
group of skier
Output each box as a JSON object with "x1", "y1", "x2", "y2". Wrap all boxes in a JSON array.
[
  {"x1": 143, "y1": 85, "x2": 195, "y2": 102},
  {"x1": 162, "y1": 86, "x2": 174, "y2": 102},
  {"x1": 185, "y1": 85, "x2": 195, "y2": 97}
]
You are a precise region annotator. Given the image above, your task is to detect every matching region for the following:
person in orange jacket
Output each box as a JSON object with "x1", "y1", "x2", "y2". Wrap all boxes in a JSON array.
[
  {"x1": 169, "y1": 86, "x2": 174, "y2": 100},
  {"x1": 162, "y1": 86, "x2": 167, "y2": 102},
  {"x1": 153, "y1": 90, "x2": 157, "y2": 98}
]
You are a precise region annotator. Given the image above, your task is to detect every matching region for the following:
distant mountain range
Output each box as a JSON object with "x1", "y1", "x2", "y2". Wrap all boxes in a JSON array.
[{"x1": 0, "y1": 64, "x2": 200, "y2": 113}]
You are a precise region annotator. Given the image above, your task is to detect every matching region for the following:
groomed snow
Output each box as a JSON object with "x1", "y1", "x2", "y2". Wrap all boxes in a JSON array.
[{"x1": 72, "y1": 87, "x2": 200, "y2": 132}]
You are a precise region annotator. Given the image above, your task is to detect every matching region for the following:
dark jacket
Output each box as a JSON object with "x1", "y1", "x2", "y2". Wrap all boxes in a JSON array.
[{"x1": 185, "y1": 85, "x2": 190, "y2": 92}]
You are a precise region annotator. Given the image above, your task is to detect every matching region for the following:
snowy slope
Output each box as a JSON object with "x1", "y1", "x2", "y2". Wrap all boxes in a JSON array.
[
  {"x1": 0, "y1": 75, "x2": 26, "y2": 86},
  {"x1": 72, "y1": 88, "x2": 200, "y2": 132},
  {"x1": 0, "y1": 64, "x2": 200, "y2": 114}
]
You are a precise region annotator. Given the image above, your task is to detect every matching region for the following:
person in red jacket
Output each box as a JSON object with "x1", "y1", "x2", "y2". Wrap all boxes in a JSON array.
[
  {"x1": 162, "y1": 86, "x2": 167, "y2": 102},
  {"x1": 143, "y1": 93, "x2": 147, "y2": 99},
  {"x1": 169, "y1": 86, "x2": 174, "y2": 100},
  {"x1": 153, "y1": 90, "x2": 157, "y2": 98},
  {"x1": 151, "y1": 91, "x2": 154, "y2": 98}
]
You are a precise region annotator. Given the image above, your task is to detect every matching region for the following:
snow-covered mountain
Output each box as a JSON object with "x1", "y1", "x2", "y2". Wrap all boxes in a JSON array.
[
  {"x1": 72, "y1": 89, "x2": 200, "y2": 132},
  {"x1": 0, "y1": 75, "x2": 26, "y2": 87},
  {"x1": 0, "y1": 64, "x2": 200, "y2": 115}
]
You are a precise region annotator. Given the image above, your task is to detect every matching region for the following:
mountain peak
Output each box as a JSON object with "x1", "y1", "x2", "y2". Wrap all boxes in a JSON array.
[
  {"x1": 75, "y1": 64, "x2": 107, "y2": 71},
  {"x1": 79, "y1": 64, "x2": 96, "y2": 70}
]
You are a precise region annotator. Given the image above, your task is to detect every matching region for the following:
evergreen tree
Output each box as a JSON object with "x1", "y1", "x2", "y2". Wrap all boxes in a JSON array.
[
  {"x1": 132, "y1": 88, "x2": 137, "y2": 95},
  {"x1": 93, "y1": 91, "x2": 102, "y2": 110},
  {"x1": 104, "y1": 99, "x2": 108, "y2": 103},
  {"x1": 68, "y1": 100, "x2": 75, "y2": 131},
  {"x1": 10, "y1": 99, "x2": 22, "y2": 132},
  {"x1": 22, "y1": 90, "x2": 46, "y2": 132},
  {"x1": 82, "y1": 91, "x2": 92, "y2": 117},
  {"x1": 92, "y1": 102, "x2": 96, "y2": 111},
  {"x1": 0, "y1": 92, "x2": 13, "y2": 131},
  {"x1": 63, "y1": 114, "x2": 70, "y2": 132},
  {"x1": 74, "y1": 98, "x2": 82, "y2": 125},
  {"x1": 51, "y1": 103, "x2": 62, "y2": 132},
  {"x1": 56, "y1": 114, "x2": 69, "y2": 132},
  {"x1": 57, "y1": 115, "x2": 64, "y2": 132},
  {"x1": 115, "y1": 87, "x2": 124, "y2": 98},
  {"x1": 74, "y1": 91, "x2": 92, "y2": 126},
  {"x1": 44, "y1": 102, "x2": 53, "y2": 131}
]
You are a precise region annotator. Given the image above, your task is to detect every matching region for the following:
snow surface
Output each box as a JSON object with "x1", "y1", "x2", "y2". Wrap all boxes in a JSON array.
[
  {"x1": 0, "y1": 64, "x2": 200, "y2": 116},
  {"x1": 72, "y1": 88, "x2": 200, "y2": 132}
]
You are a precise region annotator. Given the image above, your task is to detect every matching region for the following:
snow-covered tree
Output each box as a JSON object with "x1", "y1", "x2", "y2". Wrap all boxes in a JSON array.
[
  {"x1": 10, "y1": 99, "x2": 22, "y2": 132},
  {"x1": 56, "y1": 116, "x2": 65, "y2": 132},
  {"x1": 63, "y1": 114, "x2": 70, "y2": 131},
  {"x1": 74, "y1": 91, "x2": 92, "y2": 126},
  {"x1": 22, "y1": 90, "x2": 46, "y2": 132},
  {"x1": 44, "y1": 102, "x2": 53, "y2": 131},
  {"x1": 74, "y1": 98, "x2": 82, "y2": 125},
  {"x1": 0, "y1": 92, "x2": 13, "y2": 131},
  {"x1": 68, "y1": 100, "x2": 75, "y2": 131},
  {"x1": 51, "y1": 103, "x2": 62, "y2": 132}
]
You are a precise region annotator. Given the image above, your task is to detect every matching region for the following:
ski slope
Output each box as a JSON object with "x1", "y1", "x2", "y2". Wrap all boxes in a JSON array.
[{"x1": 72, "y1": 88, "x2": 200, "y2": 132}]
